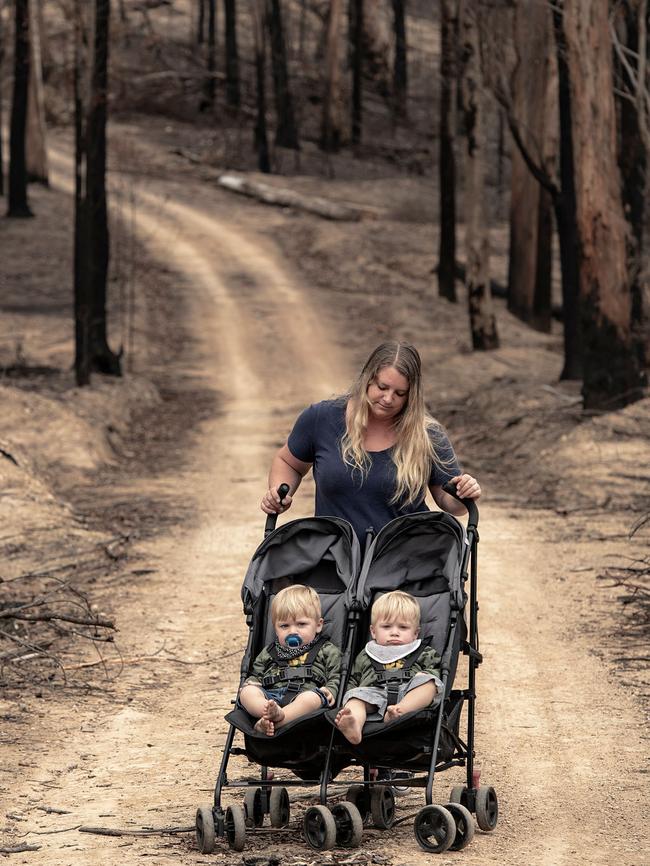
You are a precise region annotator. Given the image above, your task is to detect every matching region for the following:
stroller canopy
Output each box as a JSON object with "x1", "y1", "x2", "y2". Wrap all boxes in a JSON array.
[
  {"x1": 354, "y1": 512, "x2": 467, "y2": 655},
  {"x1": 241, "y1": 516, "x2": 361, "y2": 648}
]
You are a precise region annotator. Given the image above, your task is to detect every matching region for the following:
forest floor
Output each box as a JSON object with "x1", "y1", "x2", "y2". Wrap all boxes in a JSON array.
[{"x1": 0, "y1": 111, "x2": 649, "y2": 866}]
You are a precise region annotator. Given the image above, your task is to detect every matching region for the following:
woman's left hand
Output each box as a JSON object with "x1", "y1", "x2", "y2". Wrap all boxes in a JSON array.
[{"x1": 451, "y1": 474, "x2": 481, "y2": 501}]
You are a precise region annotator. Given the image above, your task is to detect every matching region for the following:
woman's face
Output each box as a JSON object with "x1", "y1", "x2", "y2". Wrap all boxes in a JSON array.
[{"x1": 366, "y1": 365, "x2": 409, "y2": 421}]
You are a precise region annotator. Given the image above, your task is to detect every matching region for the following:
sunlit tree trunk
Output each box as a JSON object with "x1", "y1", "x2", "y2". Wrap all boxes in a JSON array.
[
  {"x1": 459, "y1": 0, "x2": 498, "y2": 350},
  {"x1": 437, "y1": 0, "x2": 457, "y2": 302},
  {"x1": 563, "y1": 0, "x2": 644, "y2": 409},
  {"x1": 8, "y1": 0, "x2": 33, "y2": 217},
  {"x1": 26, "y1": 0, "x2": 48, "y2": 185},
  {"x1": 321, "y1": 0, "x2": 344, "y2": 151},
  {"x1": 267, "y1": 0, "x2": 298, "y2": 148},
  {"x1": 224, "y1": 0, "x2": 240, "y2": 107},
  {"x1": 507, "y1": 1, "x2": 552, "y2": 332}
]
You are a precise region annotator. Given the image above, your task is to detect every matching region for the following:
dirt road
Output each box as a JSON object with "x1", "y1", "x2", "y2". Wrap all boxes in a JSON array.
[{"x1": 2, "y1": 163, "x2": 647, "y2": 865}]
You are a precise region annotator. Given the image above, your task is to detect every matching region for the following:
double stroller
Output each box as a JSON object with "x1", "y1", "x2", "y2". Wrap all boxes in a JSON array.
[{"x1": 195, "y1": 483, "x2": 498, "y2": 854}]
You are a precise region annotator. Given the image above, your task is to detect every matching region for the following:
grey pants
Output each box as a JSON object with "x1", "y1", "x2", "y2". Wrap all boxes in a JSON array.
[{"x1": 342, "y1": 672, "x2": 442, "y2": 720}]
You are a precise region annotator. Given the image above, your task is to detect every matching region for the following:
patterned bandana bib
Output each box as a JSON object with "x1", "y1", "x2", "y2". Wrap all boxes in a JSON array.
[{"x1": 273, "y1": 634, "x2": 321, "y2": 661}]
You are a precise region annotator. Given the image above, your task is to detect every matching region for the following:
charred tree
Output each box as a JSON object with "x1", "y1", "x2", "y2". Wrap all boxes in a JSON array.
[
  {"x1": 563, "y1": 0, "x2": 645, "y2": 409},
  {"x1": 73, "y1": 0, "x2": 90, "y2": 385},
  {"x1": 267, "y1": 0, "x2": 299, "y2": 149},
  {"x1": 349, "y1": 0, "x2": 363, "y2": 145},
  {"x1": 321, "y1": 0, "x2": 344, "y2": 151},
  {"x1": 392, "y1": 0, "x2": 407, "y2": 119},
  {"x1": 252, "y1": 0, "x2": 270, "y2": 172},
  {"x1": 26, "y1": 0, "x2": 48, "y2": 185},
  {"x1": 223, "y1": 0, "x2": 240, "y2": 107},
  {"x1": 200, "y1": 0, "x2": 216, "y2": 110},
  {"x1": 74, "y1": 0, "x2": 121, "y2": 383},
  {"x1": 459, "y1": 1, "x2": 498, "y2": 350},
  {"x1": 7, "y1": 0, "x2": 33, "y2": 217},
  {"x1": 197, "y1": 0, "x2": 205, "y2": 44},
  {"x1": 437, "y1": 0, "x2": 458, "y2": 302},
  {"x1": 0, "y1": 3, "x2": 5, "y2": 197},
  {"x1": 507, "y1": 2, "x2": 553, "y2": 332}
]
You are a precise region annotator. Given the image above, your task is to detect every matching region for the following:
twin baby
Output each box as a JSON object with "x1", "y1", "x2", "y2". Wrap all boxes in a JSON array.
[{"x1": 239, "y1": 584, "x2": 442, "y2": 743}]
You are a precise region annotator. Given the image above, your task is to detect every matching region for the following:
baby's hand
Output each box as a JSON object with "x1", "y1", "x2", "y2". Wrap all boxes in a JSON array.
[{"x1": 320, "y1": 687, "x2": 335, "y2": 706}]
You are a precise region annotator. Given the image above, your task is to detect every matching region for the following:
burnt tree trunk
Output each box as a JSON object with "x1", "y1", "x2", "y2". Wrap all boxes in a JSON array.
[
  {"x1": 551, "y1": 5, "x2": 582, "y2": 380},
  {"x1": 8, "y1": 0, "x2": 33, "y2": 217},
  {"x1": 459, "y1": 1, "x2": 498, "y2": 350},
  {"x1": 86, "y1": 0, "x2": 121, "y2": 375},
  {"x1": 563, "y1": 0, "x2": 644, "y2": 409},
  {"x1": 0, "y1": 4, "x2": 5, "y2": 197},
  {"x1": 200, "y1": 0, "x2": 216, "y2": 110},
  {"x1": 25, "y1": 0, "x2": 48, "y2": 184},
  {"x1": 74, "y1": 0, "x2": 91, "y2": 385},
  {"x1": 391, "y1": 0, "x2": 407, "y2": 119},
  {"x1": 267, "y1": 0, "x2": 299, "y2": 148},
  {"x1": 321, "y1": 0, "x2": 344, "y2": 152},
  {"x1": 223, "y1": 0, "x2": 240, "y2": 107},
  {"x1": 615, "y1": 2, "x2": 647, "y2": 364},
  {"x1": 252, "y1": 0, "x2": 270, "y2": 173},
  {"x1": 437, "y1": 0, "x2": 457, "y2": 302},
  {"x1": 197, "y1": 0, "x2": 205, "y2": 44},
  {"x1": 507, "y1": 2, "x2": 552, "y2": 332},
  {"x1": 349, "y1": 0, "x2": 363, "y2": 145}
]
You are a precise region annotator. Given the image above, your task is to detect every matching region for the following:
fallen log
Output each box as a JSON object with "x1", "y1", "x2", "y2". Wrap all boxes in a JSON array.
[{"x1": 216, "y1": 173, "x2": 379, "y2": 221}]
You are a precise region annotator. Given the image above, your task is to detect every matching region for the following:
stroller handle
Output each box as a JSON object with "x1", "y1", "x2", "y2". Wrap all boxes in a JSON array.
[
  {"x1": 264, "y1": 483, "x2": 291, "y2": 536},
  {"x1": 443, "y1": 480, "x2": 479, "y2": 529}
]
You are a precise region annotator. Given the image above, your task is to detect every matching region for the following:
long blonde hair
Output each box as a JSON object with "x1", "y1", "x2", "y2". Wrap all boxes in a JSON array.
[{"x1": 340, "y1": 341, "x2": 456, "y2": 506}]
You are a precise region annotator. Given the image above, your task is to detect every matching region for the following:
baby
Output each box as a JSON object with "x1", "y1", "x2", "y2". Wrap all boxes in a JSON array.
[
  {"x1": 239, "y1": 584, "x2": 341, "y2": 736},
  {"x1": 335, "y1": 590, "x2": 442, "y2": 745}
]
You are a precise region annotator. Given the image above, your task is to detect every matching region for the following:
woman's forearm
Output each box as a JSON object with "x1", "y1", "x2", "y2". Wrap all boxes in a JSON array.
[{"x1": 268, "y1": 451, "x2": 304, "y2": 494}]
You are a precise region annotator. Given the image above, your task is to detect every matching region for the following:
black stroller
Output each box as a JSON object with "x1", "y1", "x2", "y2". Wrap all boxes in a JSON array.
[
  {"x1": 195, "y1": 489, "x2": 363, "y2": 854},
  {"x1": 195, "y1": 483, "x2": 498, "y2": 854}
]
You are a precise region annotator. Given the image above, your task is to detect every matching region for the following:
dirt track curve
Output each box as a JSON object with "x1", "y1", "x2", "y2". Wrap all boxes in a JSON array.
[{"x1": 3, "y1": 154, "x2": 647, "y2": 866}]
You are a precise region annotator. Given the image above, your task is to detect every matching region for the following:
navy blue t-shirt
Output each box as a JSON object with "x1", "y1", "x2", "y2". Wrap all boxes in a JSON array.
[{"x1": 287, "y1": 400, "x2": 461, "y2": 543}]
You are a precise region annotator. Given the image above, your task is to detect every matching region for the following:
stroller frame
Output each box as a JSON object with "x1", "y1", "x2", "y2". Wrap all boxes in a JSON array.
[{"x1": 196, "y1": 483, "x2": 498, "y2": 854}]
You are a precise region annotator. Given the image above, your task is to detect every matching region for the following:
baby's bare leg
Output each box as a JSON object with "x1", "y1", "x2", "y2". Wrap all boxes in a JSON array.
[
  {"x1": 239, "y1": 685, "x2": 268, "y2": 719},
  {"x1": 384, "y1": 681, "x2": 437, "y2": 723},
  {"x1": 274, "y1": 690, "x2": 323, "y2": 729},
  {"x1": 335, "y1": 698, "x2": 372, "y2": 744}
]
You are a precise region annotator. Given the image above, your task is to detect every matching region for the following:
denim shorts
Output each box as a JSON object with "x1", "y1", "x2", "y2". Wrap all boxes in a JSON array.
[{"x1": 257, "y1": 685, "x2": 330, "y2": 708}]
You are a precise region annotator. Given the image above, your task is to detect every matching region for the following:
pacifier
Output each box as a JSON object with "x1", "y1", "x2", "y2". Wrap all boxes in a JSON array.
[{"x1": 285, "y1": 634, "x2": 302, "y2": 648}]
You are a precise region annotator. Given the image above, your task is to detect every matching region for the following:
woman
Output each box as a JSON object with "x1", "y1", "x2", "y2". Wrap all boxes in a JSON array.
[{"x1": 261, "y1": 341, "x2": 480, "y2": 542}]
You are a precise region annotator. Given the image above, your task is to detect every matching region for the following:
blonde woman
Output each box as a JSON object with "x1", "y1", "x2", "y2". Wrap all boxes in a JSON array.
[{"x1": 261, "y1": 341, "x2": 481, "y2": 543}]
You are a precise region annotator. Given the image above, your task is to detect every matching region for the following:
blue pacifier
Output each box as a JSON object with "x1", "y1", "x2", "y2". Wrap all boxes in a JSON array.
[{"x1": 285, "y1": 634, "x2": 302, "y2": 648}]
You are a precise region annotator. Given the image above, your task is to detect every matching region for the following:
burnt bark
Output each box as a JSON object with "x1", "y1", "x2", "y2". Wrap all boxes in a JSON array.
[
  {"x1": 252, "y1": 0, "x2": 270, "y2": 173},
  {"x1": 197, "y1": 0, "x2": 205, "y2": 44},
  {"x1": 0, "y1": 5, "x2": 5, "y2": 197},
  {"x1": 321, "y1": 0, "x2": 344, "y2": 152},
  {"x1": 8, "y1": 0, "x2": 33, "y2": 217},
  {"x1": 459, "y1": 1, "x2": 498, "y2": 350},
  {"x1": 349, "y1": 0, "x2": 363, "y2": 145},
  {"x1": 200, "y1": 0, "x2": 216, "y2": 110},
  {"x1": 563, "y1": 0, "x2": 645, "y2": 409},
  {"x1": 74, "y1": 0, "x2": 91, "y2": 385},
  {"x1": 437, "y1": 0, "x2": 457, "y2": 302},
  {"x1": 223, "y1": 0, "x2": 240, "y2": 108},
  {"x1": 391, "y1": 0, "x2": 407, "y2": 118},
  {"x1": 267, "y1": 0, "x2": 299, "y2": 149},
  {"x1": 507, "y1": 2, "x2": 552, "y2": 332}
]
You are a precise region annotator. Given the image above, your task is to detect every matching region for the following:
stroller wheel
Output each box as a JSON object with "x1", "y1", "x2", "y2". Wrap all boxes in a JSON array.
[
  {"x1": 195, "y1": 806, "x2": 216, "y2": 854},
  {"x1": 413, "y1": 805, "x2": 456, "y2": 853},
  {"x1": 345, "y1": 785, "x2": 370, "y2": 822},
  {"x1": 243, "y1": 787, "x2": 264, "y2": 828},
  {"x1": 269, "y1": 786, "x2": 290, "y2": 828},
  {"x1": 475, "y1": 785, "x2": 499, "y2": 831},
  {"x1": 446, "y1": 803, "x2": 475, "y2": 851},
  {"x1": 303, "y1": 805, "x2": 337, "y2": 851},
  {"x1": 449, "y1": 784, "x2": 467, "y2": 806},
  {"x1": 370, "y1": 785, "x2": 396, "y2": 829},
  {"x1": 331, "y1": 801, "x2": 363, "y2": 848},
  {"x1": 225, "y1": 804, "x2": 247, "y2": 851}
]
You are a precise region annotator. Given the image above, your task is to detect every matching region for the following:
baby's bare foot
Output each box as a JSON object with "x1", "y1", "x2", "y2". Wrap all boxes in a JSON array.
[
  {"x1": 254, "y1": 717, "x2": 275, "y2": 736},
  {"x1": 335, "y1": 707, "x2": 363, "y2": 744},
  {"x1": 263, "y1": 699, "x2": 286, "y2": 724},
  {"x1": 384, "y1": 704, "x2": 403, "y2": 724}
]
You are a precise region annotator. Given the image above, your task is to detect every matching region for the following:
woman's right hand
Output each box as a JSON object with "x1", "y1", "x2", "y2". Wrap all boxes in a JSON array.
[{"x1": 261, "y1": 486, "x2": 293, "y2": 515}]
